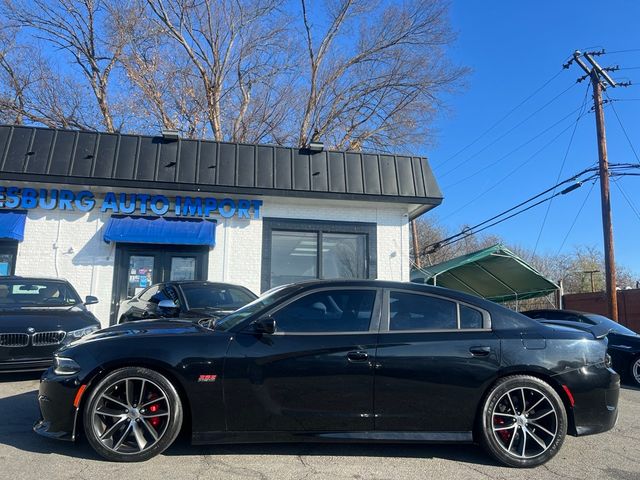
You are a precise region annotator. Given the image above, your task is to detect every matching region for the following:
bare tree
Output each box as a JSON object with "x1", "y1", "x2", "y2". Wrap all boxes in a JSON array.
[
  {"x1": 297, "y1": 0, "x2": 467, "y2": 151},
  {"x1": 143, "y1": 0, "x2": 290, "y2": 143},
  {"x1": 2, "y1": 0, "x2": 131, "y2": 132}
]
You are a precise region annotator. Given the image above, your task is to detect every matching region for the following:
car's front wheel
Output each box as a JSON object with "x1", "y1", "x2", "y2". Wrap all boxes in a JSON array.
[
  {"x1": 479, "y1": 375, "x2": 567, "y2": 468},
  {"x1": 83, "y1": 367, "x2": 183, "y2": 462},
  {"x1": 630, "y1": 357, "x2": 640, "y2": 387}
]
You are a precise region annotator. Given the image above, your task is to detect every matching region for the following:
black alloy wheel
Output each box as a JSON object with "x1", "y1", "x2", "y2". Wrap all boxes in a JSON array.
[
  {"x1": 479, "y1": 375, "x2": 567, "y2": 468},
  {"x1": 83, "y1": 367, "x2": 183, "y2": 462}
]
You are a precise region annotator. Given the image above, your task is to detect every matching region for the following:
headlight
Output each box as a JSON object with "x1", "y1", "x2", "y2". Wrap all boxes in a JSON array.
[
  {"x1": 65, "y1": 325, "x2": 100, "y2": 341},
  {"x1": 53, "y1": 356, "x2": 81, "y2": 375}
]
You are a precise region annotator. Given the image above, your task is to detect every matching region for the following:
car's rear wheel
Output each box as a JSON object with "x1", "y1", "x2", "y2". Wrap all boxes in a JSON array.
[
  {"x1": 631, "y1": 357, "x2": 640, "y2": 387},
  {"x1": 83, "y1": 367, "x2": 182, "y2": 462},
  {"x1": 480, "y1": 375, "x2": 567, "y2": 468}
]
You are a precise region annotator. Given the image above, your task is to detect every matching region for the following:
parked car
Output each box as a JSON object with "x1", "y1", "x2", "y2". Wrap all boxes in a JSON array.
[
  {"x1": 0, "y1": 277, "x2": 100, "y2": 372},
  {"x1": 117, "y1": 281, "x2": 257, "y2": 325},
  {"x1": 35, "y1": 280, "x2": 618, "y2": 467},
  {"x1": 523, "y1": 309, "x2": 640, "y2": 387}
]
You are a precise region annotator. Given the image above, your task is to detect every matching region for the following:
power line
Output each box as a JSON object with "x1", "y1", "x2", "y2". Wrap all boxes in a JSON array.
[
  {"x1": 442, "y1": 103, "x2": 589, "y2": 190},
  {"x1": 440, "y1": 112, "x2": 590, "y2": 222},
  {"x1": 605, "y1": 48, "x2": 640, "y2": 54},
  {"x1": 533, "y1": 83, "x2": 591, "y2": 255},
  {"x1": 437, "y1": 82, "x2": 578, "y2": 178},
  {"x1": 612, "y1": 178, "x2": 640, "y2": 222},
  {"x1": 605, "y1": 91, "x2": 640, "y2": 163},
  {"x1": 431, "y1": 69, "x2": 566, "y2": 170},
  {"x1": 427, "y1": 167, "x2": 600, "y2": 252},
  {"x1": 556, "y1": 180, "x2": 597, "y2": 255}
]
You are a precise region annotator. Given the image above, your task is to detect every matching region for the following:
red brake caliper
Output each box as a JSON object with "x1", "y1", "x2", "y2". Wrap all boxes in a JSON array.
[
  {"x1": 495, "y1": 417, "x2": 512, "y2": 442},
  {"x1": 145, "y1": 393, "x2": 161, "y2": 428}
]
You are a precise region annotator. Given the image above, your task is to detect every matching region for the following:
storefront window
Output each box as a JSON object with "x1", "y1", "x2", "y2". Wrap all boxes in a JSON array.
[
  {"x1": 270, "y1": 231, "x2": 318, "y2": 287},
  {"x1": 264, "y1": 219, "x2": 375, "y2": 291},
  {"x1": 322, "y1": 233, "x2": 367, "y2": 280}
]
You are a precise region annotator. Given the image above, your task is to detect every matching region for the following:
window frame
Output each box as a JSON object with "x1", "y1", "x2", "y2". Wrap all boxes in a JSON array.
[
  {"x1": 261, "y1": 286, "x2": 383, "y2": 336},
  {"x1": 261, "y1": 218, "x2": 377, "y2": 292},
  {"x1": 382, "y1": 289, "x2": 492, "y2": 333}
]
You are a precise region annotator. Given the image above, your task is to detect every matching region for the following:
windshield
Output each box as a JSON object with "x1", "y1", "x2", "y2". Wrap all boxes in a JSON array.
[
  {"x1": 0, "y1": 279, "x2": 81, "y2": 307},
  {"x1": 214, "y1": 285, "x2": 291, "y2": 331},
  {"x1": 584, "y1": 314, "x2": 638, "y2": 336},
  {"x1": 181, "y1": 284, "x2": 257, "y2": 310}
]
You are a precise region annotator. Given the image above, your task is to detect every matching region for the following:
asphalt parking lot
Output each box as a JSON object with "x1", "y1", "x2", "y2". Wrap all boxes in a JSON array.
[{"x1": 0, "y1": 373, "x2": 638, "y2": 480}]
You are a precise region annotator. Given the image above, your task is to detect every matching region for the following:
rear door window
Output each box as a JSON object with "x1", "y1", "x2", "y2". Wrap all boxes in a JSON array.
[{"x1": 389, "y1": 292, "x2": 457, "y2": 331}]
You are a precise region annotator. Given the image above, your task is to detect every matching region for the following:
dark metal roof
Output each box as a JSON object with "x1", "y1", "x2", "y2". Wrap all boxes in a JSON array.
[{"x1": 0, "y1": 125, "x2": 442, "y2": 217}]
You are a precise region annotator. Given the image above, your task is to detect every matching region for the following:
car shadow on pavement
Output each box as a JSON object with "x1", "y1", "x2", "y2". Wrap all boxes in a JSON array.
[
  {"x1": 0, "y1": 388, "x2": 100, "y2": 460},
  {"x1": 164, "y1": 437, "x2": 500, "y2": 467}
]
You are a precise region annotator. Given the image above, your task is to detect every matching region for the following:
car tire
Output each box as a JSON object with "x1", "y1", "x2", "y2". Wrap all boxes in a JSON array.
[
  {"x1": 479, "y1": 375, "x2": 567, "y2": 468},
  {"x1": 630, "y1": 357, "x2": 640, "y2": 387},
  {"x1": 83, "y1": 366, "x2": 183, "y2": 462}
]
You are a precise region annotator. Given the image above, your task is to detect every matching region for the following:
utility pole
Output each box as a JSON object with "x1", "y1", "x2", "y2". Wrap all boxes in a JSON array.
[
  {"x1": 569, "y1": 50, "x2": 628, "y2": 321},
  {"x1": 411, "y1": 220, "x2": 422, "y2": 268}
]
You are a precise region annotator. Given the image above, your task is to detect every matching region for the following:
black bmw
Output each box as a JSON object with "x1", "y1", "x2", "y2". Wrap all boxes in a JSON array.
[
  {"x1": 0, "y1": 277, "x2": 101, "y2": 372},
  {"x1": 34, "y1": 280, "x2": 619, "y2": 467}
]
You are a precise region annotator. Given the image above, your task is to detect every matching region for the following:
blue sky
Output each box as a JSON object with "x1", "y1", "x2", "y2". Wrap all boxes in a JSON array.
[{"x1": 426, "y1": 0, "x2": 640, "y2": 277}]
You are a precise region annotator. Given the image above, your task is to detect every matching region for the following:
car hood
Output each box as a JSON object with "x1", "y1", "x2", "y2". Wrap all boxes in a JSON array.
[
  {"x1": 0, "y1": 306, "x2": 98, "y2": 332},
  {"x1": 63, "y1": 319, "x2": 208, "y2": 348}
]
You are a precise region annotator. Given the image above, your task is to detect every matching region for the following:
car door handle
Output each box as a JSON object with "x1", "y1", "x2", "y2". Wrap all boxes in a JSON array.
[
  {"x1": 469, "y1": 346, "x2": 491, "y2": 357},
  {"x1": 347, "y1": 351, "x2": 369, "y2": 362}
]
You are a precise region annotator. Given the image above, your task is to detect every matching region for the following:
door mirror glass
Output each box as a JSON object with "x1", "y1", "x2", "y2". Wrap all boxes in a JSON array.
[
  {"x1": 253, "y1": 316, "x2": 276, "y2": 335},
  {"x1": 84, "y1": 295, "x2": 99, "y2": 305}
]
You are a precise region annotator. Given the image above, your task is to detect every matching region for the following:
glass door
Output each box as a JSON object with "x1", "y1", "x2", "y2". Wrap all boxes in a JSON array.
[
  {"x1": 0, "y1": 241, "x2": 18, "y2": 276},
  {"x1": 110, "y1": 244, "x2": 209, "y2": 325}
]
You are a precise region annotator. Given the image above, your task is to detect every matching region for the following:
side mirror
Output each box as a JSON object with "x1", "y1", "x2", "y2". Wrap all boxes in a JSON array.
[
  {"x1": 158, "y1": 299, "x2": 180, "y2": 316},
  {"x1": 253, "y1": 316, "x2": 276, "y2": 335},
  {"x1": 85, "y1": 295, "x2": 99, "y2": 305}
]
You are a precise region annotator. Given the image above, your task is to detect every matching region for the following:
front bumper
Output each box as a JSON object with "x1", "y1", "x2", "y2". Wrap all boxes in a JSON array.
[
  {"x1": 557, "y1": 364, "x2": 620, "y2": 437},
  {"x1": 33, "y1": 367, "x2": 82, "y2": 441},
  {"x1": 0, "y1": 358, "x2": 53, "y2": 372}
]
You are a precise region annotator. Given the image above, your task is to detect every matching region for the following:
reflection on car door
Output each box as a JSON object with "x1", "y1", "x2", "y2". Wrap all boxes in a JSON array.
[
  {"x1": 224, "y1": 288, "x2": 381, "y2": 432},
  {"x1": 373, "y1": 289, "x2": 501, "y2": 433}
]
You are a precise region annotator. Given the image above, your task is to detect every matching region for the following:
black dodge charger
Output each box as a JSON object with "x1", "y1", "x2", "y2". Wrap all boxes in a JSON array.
[
  {"x1": 34, "y1": 280, "x2": 619, "y2": 467},
  {"x1": 0, "y1": 277, "x2": 101, "y2": 371}
]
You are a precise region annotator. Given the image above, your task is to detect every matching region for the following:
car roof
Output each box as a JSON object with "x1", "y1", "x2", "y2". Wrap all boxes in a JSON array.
[{"x1": 0, "y1": 276, "x2": 71, "y2": 283}]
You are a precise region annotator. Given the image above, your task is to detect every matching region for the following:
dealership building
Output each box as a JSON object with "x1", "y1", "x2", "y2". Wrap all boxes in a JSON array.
[{"x1": 0, "y1": 125, "x2": 442, "y2": 326}]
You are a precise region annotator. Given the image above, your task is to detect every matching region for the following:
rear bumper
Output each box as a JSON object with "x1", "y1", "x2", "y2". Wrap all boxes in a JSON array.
[
  {"x1": 556, "y1": 365, "x2": 620, "y2": 437},
  {"x1": 33, "y1": 367, "x2": 80, "y2": 441}
]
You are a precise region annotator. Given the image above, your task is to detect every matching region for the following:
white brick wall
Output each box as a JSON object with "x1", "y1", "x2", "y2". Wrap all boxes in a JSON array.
[{"x1": 12, "y1": 194, "x2": 410, "y2": 328}]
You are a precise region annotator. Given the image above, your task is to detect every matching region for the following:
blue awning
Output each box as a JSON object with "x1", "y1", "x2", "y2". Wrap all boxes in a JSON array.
[
  {"x1": 103, "y1": 216, "x2": 216, "y2": 246},
  {"x1": 0, "y1": 211, "x2": 27, "y2": 241}
]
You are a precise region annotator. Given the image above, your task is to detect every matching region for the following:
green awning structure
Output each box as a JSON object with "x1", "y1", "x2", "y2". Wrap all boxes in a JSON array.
[{"x1": 410, "y1": 244, "x2": 559, "y2": 303}]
